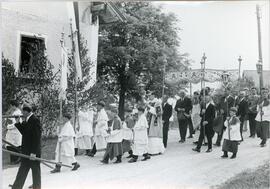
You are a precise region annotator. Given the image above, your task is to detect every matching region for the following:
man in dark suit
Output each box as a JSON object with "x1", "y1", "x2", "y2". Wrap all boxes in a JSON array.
[
  {"x1": 248, "y1": 87, "x2": 260, "y2": 138},
  {"x1": 162, "y1": 95, "x2": 173, "y2": 148},
  {"x1": 174, "y1": 90, "x2": 192, "y2": 143},
  {"x1": 236, "y1": 91, "x2": 249, "y2": 141},
  {"x1": 192, "y1": 95, "x2": 215, "y2": 152},
  {"x1": 12, "y1": 104, "x2": 42, "y2": 189}
]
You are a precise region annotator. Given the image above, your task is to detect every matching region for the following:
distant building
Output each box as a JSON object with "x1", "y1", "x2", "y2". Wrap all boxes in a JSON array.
[{"x1": 242, "y1": 70, "x2": 270, "y2": 88}]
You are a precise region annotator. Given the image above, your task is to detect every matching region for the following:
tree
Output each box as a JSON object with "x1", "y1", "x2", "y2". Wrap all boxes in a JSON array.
[{"x1": 98, "y1": 2, "x2": 189, "y2": 119}]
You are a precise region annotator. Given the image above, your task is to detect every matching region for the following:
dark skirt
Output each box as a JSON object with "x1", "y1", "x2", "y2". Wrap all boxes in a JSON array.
[
  {"x1": 222, "y1": 139, "x2": 238, "y2": 153},
  {"x1": 256, "y1": 121, "x2": 270, "y2": 139},
  {"x1": 122, "y1": 140, "x2": 132, "y2": 153},
  {"x1": 103, "y1": 143, "x2": 123, "y2": 160}
]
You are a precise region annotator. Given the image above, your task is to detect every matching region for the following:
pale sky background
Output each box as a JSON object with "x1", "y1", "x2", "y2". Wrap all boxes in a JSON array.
[
  {"x1": 154, "y1": 1, "x2": 269, "y2": 92},
  {"x1": 155, "y1": 1, "x2": 269, "y2": 71}
]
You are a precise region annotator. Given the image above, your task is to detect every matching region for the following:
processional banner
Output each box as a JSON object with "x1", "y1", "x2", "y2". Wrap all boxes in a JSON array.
[{"x1": 165, "y1": 69, "x2": 238, "y2": 84}]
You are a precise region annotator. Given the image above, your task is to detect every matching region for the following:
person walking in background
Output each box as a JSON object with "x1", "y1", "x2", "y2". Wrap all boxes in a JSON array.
[
  {"x1": 174, "y1": 90, "x2": 192, "y2": 143},
  {"x1": 221, "y1": 107, "x2": 241, "y2": 159},
  {"x1": 122, "y1": 108, "x2": 135, "y2": 158},
  {"x1": 128, "y1": 106, "x2": 151, "y2": 163},
  {"x1": 248, "y1": 87, "x2": 260, "y2": 138},
  {"x1": 11, "y1": 104, "x2": 42, "y2": 189},
  {"x1": 236, "y1": 91, "x2": 249, "y2": 141},
  {"x1": 88, "y1": 101, "x2": 109, "y2": 157},
  {"x1": 51, "y1": 112, "x2": 80, "y2": 173},
  {"x1": 192, "y1": 95, "x2": 215, "y2": 153},
  {"x1": 101, "y1": 108, "x2": 123, "y2": 164},
  {"x1": 162, "y1": 95, "x2": 173, "y2": 148},
  {"x1": 255, "y1": 88, "x2": 270, "y2": 147},
  {"x1": 5, "y1": 100, "x2": 23, "y2": 165},
  {"x1": 76, "y1": 106, "x2": 94, "y2": 156}
]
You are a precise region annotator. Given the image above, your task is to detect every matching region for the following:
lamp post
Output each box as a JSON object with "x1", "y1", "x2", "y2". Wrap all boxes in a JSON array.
[
  {"x1": 256, "y1": 60, "x2": 263, "y2": 94},
  {"x1": 238, "y1": 56, "x2": 242, "y2": 81},
  {"x1": 200, "y1": 53, "x2": 207, "y2": 92}
]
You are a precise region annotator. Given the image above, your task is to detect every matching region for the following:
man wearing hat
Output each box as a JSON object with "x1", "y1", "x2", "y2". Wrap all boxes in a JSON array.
[
  {"x1": 221, "y1": 107, "x2": 241, "y2": 159},
  {"x1": 88, "y1": 100, "x2": 109, "y2": 157},
  {"x1": 12, "y1": 104, "x2": 42, "y2": 189}
]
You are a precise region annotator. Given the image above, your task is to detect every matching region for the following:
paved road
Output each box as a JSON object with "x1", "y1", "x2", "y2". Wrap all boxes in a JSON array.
[{"x1": 3, "y1": 128, "x2": 269, "y2": 189}]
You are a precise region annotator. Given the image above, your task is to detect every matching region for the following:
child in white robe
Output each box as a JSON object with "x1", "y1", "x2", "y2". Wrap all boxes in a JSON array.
[
  {"x1": 51, "y1": 113, "x2": 80, "y2": 173},
  {"x1": 128, "y1": 106, "x2": 151, "y2": 163},
  {"x1": 76, "y1": 107, "x2": 94, "y2": 155}
]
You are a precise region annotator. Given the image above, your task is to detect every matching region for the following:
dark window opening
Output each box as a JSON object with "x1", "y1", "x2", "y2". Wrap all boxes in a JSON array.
[{"x1": 19, "y1": 36, "x2": 45, "y2": 75}]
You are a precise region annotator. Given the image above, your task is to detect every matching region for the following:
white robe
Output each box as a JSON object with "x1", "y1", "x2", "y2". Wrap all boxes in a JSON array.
[
  {"x1": 5, "y1": 108, "x2": 22, "y2": 146},
  {"x1": 256, "y1": 102, "x2": 270, "y2": 122},
  {"x1": 94, "y1": 108, "x2": 109, "y2": 150},
  {"x1": 132, "y1": 114, "x2": 149, "y2": 156},
  {"x1": 76, "y1": 110, "x2": 94, "y2": 149},
  {"x1": 55, "y1": 121, "x2": 76, "y2": 165},
  {"x1": 223, "y1": 117, "x2": 241, "y2": 141},
  {"x1": 148, "y1": 105, "x2": 165, "y2": 154}
]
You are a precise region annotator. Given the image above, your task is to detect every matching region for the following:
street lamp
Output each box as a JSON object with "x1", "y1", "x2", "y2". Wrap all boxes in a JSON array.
[
  {"x1": 238, "y1": 56, "x2": 242, "y2": 80},
  {"x1": 200, "y1": 53, "x2": 207, "y2": 91}
]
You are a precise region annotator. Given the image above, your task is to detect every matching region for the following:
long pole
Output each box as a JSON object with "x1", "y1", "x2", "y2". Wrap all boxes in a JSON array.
[
  {"x1": 2, "y1": 149, "x2": 72, "y2": 168},
  {"x1": 256, "y1": 4, "x2": 263, "y2": 92},
  {"x1": 70, "y1": 20, "x2": 78, "y2": 130},
  {"x1": 2, "y1": 139, "x2": 54, "y2": 169},
  {"x1": 201, "y1": 53, "x2": 207, "y2": 145},
  {"x1": 162, "y1": 57, "x2": 167, "y2": 101}
]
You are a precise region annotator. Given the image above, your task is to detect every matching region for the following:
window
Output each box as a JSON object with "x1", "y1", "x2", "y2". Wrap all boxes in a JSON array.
[{"x1": 19, "y1": 36, "x2": 45, "y2": 75}]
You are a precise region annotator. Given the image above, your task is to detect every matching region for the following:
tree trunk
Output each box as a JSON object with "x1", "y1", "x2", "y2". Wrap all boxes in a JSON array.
[{"x1": 118, "y1": 84, "x2": 126, "y2": 121}]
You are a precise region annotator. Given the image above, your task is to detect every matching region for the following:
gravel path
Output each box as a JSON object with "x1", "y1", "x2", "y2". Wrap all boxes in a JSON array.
[{"x1": 2, "y1": 128, "x2": 269, "y2": 189}]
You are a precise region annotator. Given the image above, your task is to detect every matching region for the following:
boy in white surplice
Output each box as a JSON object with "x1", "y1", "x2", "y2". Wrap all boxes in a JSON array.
[{"x1": 51, "y1": 113, "x2": 80, "y2": 173}]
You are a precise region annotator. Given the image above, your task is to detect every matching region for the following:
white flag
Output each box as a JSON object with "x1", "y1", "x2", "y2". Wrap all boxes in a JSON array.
[
  {"x1": 59, "y1": 45, "x2": 68, "y2": 100},
  {"x1": 84, "y1": 16, "x2": 99, "y2": 90},
  {"x1": 67, "y1": 2, "x2": 83, "y2": 81}
]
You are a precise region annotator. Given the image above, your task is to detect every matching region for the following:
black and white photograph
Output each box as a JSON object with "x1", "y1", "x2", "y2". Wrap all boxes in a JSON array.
[{"x1": 1, "y1": 1, "x2": 270, "y2": 189}]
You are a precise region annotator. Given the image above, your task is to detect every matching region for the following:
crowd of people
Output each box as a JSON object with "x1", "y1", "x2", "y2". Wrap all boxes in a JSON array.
[{"x1": 3, "y1": 86, "x2": 270, "y2": 189}]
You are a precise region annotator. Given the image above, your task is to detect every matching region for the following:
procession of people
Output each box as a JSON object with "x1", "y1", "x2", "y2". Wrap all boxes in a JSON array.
[{"x1": 3, "y1": 86, "x2": 270, "y2": 189}]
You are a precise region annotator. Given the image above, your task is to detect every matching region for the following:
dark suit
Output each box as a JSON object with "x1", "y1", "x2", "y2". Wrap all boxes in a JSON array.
[
  {"x1": 162, "y1": 102, "x2": 173, "y2": 148},
  {"x1": 174, "y1": 97, "x2": 192, "y2": 141},
  {"x1": 12, "y1": 114, "x2": 42, "y2": 189},
  {"x1": 236, "y1": 98, "x2": 248, "y2": 140},
  {"x1": 196, "y1": 103, "x2": 215, "y2": 150}
]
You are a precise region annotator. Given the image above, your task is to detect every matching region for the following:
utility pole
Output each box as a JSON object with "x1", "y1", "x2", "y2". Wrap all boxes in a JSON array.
[{"x1": 256, "y1": 4, "x2": 263, "y2": 94}]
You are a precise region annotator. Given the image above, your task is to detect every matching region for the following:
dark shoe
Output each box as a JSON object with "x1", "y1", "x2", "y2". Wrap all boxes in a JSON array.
[
  {"x1": 113, "y1": 159, "x2": 122, "y2": 164},
  {"x1": 221, "y1": 154, "x2": 228, "y2": 158},
  {"x1": 128, "y1": 158, "x2": 137, "y2": 163},
  {"x1": 214, "y1": 143, "x2": 221, "y2": 147},
  {"x1": 100, "y1": 160, "x2": 109, "y2": 164},
  {"x1": 193, "y1": 141, "x2": 198, "y2": 145},
  {"x1": 87, "y1": 153, "x2": 95, "y2": 157},
  {"x1": 203, "y1": 142, "x2": 208, "y2": 146},
  {"x1": 206, "y1": 149, "x2": 212, "y2": 153},
  {"x1": 50, "y1": 165, "x2": 61, "y2": 173},
  {"x1": 230, "y1": 154, "x2": 236, "y2": 159},
  {"x1": 71, "y1": 162, "x2": 80, "y2": 171},
  {"x1": 249, "y1": 135, "x2": 255, "y2": 138},
  {"x1": 141, "y1": 155, "x2": 151, "y2": 161},
  {"x1": 260, "y1": 143, "x2": 266, "y2": 147},
  {"x1": 188, "y1": 135, "x2": 193, "y2": 139},
  {"x1": 8, "y1": 184, "x2": 13, "y2": 188},
  {"x1": 28, "y1": 184, "x2": 33, "y2": 188},
  {"x1": 179, "y1": 140, "x2": 185, "y2": 143},
  {"x1": 192, "y1": 148, "x2": 200, "y2": 153},
  {"x1": 126, "y1": 154, "x2": 133, "y2": 158}
]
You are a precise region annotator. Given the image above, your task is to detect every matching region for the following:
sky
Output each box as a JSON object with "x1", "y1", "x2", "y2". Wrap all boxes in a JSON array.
[{"x1": 154, "y1": 1, "x2": 269, "y2": 72}]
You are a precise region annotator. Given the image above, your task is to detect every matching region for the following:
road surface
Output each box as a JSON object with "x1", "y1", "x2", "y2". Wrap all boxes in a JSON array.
[{"x1": 2, "y1": 128, "x2": 269, "y2": 189}]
